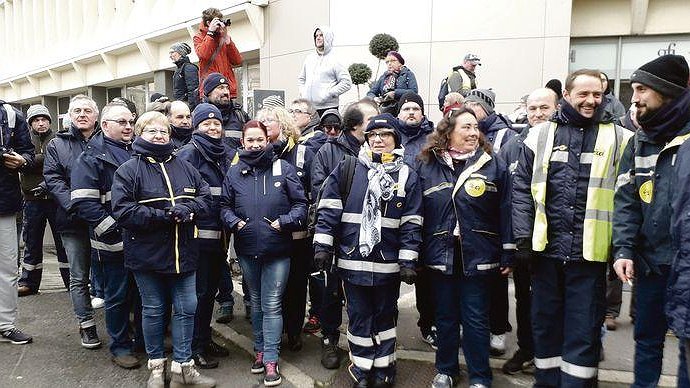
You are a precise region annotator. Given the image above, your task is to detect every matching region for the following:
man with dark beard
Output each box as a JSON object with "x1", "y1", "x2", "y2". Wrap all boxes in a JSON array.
[
  {"x1": 203, "y1": 72, "x2": 249, "y2": 157},
  {"x1": 613, "y1": 54, "x2": 690, "y2": 388}
]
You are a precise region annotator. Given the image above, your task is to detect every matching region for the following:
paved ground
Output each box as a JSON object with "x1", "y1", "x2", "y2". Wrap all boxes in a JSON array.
[{"x1": 1, "y1": 248, "x2": 681, "y2": 387}]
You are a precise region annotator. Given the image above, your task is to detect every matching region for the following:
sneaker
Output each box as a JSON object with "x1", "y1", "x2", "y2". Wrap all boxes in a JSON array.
[
  {"x1": 0, "y1": 327, "x2": 33, "y2": 344},
  {"x1": 215, "y1": 305, "x2": 234, "y2": 324},
  {"x1": 17, "y1": 285, "x2": 37, "y2": 297},
  {"x1": 112, "y1": 353, "x2": 141, "y2": 369},
  {"x1": 501, "y1": 348, "x2": 534, "y2": 374},
  {"x1": 605, "y1": 315, "x2": 617, "y2": 331},
  {"x1": 170, "y1": 359, "x2": 216, "y2": 388},
  {"x1": 91, "y1": 296, "x2": 105, "y2": 309},
  {"x1": 431, "y1": 373, "x2": 458, "y2": 388},
  {"x1": 490, "y1": 333, "x2": 506, "y2": 356},
  {"x1": 251, "y1": 352, "x2": 264, "y2": 374},
  {"x1": 321, "y1": 337, "x2": 340, "y2": 369},
  {"x1": 79, "y1": 325, "x2": 102, "y2": 349},
  {"x1": 303, "y1": 315, "x2": 321, "y2": 333},
  {"x1": 422, "y1": 327, "x2": 438, "y2": 351},
  {"x1": 263, "y1": 361, "x2": 282, "y2": 387}
]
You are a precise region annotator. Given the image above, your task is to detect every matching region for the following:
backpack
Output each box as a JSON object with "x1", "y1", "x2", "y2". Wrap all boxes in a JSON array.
[
  {"x1": 437, "y1": 77, "x2": 450, "y2": 111},
  {"x1": 307, "y1": 154, "x2": 357, "y2": 234}
]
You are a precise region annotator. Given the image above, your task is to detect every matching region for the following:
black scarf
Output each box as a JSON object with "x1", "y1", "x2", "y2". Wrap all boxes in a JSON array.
[
  {"x1": 171, "y1": 124, "x2": 193, "y2": 144},
  {"x1": 557, "y1": 100, "x2": 603, "y2": 128},
  {"x1": 133, "y1": 137, "x2": 174, "y2": 161},
  {"x1": 192, "y1": 132, "x2": 225, "y2": 161},
  {"x1": 238, "y1": 143, "x2": 274, "y2": 169},
  {"x1": 639, "y1": 89, "x2": 690, "y2": 143}
]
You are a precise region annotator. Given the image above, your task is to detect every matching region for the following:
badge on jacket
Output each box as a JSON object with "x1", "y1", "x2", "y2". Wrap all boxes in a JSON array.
[
  {"x1": 464, "y1": 178, "x2": 485, "y2": 197},
  {"x1": 639, "y1": 180, "x2": 653, "y2": 203}
]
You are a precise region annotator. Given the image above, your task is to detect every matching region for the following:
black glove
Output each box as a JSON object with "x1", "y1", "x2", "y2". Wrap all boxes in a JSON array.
[
  {"x1": 168, "y1": 204, "x2": 193, "y2": 223},
  {"x1": 515, "y1": 238, "x2": 532, "y2": 264},
  {"x1": 400, "y1": 267, "x2": 417, "y2": 285},
  {"x1": 314, "y1": 251, "x2": 331, "y2": 272},
  {"x1": 30, "y1": 185, "x2": 47, "y2": 197}
]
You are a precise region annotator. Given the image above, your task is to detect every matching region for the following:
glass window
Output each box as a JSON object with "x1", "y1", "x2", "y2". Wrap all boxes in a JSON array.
[{"x1": 125, "y1": 83, "x2": 148, "y2": 117}]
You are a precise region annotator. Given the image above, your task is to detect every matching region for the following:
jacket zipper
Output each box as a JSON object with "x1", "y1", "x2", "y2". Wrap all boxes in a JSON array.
[{"x1": 159, "y1": 162, "x2": 181, "y2": 273}]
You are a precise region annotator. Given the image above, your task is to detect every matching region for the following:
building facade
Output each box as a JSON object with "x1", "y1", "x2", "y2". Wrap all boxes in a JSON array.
[{"x1": 1, "y1": 0, "x2": 688, "y2": 124}]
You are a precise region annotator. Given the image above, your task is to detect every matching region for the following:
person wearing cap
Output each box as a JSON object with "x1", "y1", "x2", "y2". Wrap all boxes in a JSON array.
[
  {"x1": 464, "y1": 89, "x2": 516, "y2": 155},
  {"x1": 176, "y1": 103, "x2": 232, "y2": 369},
  {"x1": 255, "y1": 105, "x2": 316, "y2": 353},
  {"x1": 447, "y1": 53, "x2": 480, "y2": 96},
  {"x1": 319, "y1": 109, "x2": 342, "y2": 139},
  {"x1": 309, "y1": 99, "x2": 379, "y2": 371},
  {"x1": 203, "y1": 72, "x2": 250, "y2": 156},
  {"x1": 298, "y1": 26, "x2": 352, "y2": 115},
  {"x1": 220, "y1": 120, "x2": 307, "y2": 387},
  {"x1": 17, "y1": 105, "x2": 69, "y2": 297},
  {"x1": 0, "y1": 100, "x2": 34, "y2": 345},
  {"x1": 367, "y1": 51, "x2": 418, "y2": 115},
  {"x1": 313, "y1": 113, "x2": 422, "y2": 387},
  {"x1": 70, "y1": 102, "x2": 140, "y2": 369},
  {"x1": 417, "y1": 107, "x2": 513, "y2": 388},
  {"x1": 193, "y1": 7, "x2": 242, "y2": 100},
  {"x1": 512, "y1": 69, "x2": 633, "y2": 387},
  {"x1": 612, "y1": 54, "x2": 690, "y2": 387},
  {"x1": 111, "y1": 111, "x2": 214, "y2": 387},
  {"x1": 170, "y1": 42, "x2": 200, "y2": 110}
]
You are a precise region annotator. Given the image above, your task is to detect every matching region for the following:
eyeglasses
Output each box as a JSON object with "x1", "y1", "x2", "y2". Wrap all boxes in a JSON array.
[
  {"x1": 106, "y1": 119, "x2": 136, "y2": 127},
  {"x1": 288, "y1": 109, "x2": 309, "y2": 115},
  {"x1": 141, "y1": 128, "x2": 170, "y2": 136},
  {"x1": 368, "y1": 131, "x2": 393, "y2": 140}
]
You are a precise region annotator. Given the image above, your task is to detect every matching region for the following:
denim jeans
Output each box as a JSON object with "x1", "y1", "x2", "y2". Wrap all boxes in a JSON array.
[
  {"x1": 192, "y1": 245, "x2": 224, "y2": 354},
  {"x1": 19, "y1": 200, "x2": 69, "y2": 290},
  {"x1": 431, "y1": 269, "x2": 492, "y2": 386},
  {"x1": 238, "y1": 255, "x2": 290, "y2": 363},
  {"x1": 0, "y1": 214, "x2": 19, "y2": 331},
  {"x1": 134, "y1": 271, "x2": 197, "y2": 363},
  {"x1": 90, "y1": 250, "x2": 105, "y2": 299},
  {"x1": 99, "y1": 259, "x2": 135, "y2": 356},
  {"x1": 633, "y1": 266, "x2": 670, "y2": 388},
  {"x1": 60, "y1": 230, "x2": 94, "y2": 324}
]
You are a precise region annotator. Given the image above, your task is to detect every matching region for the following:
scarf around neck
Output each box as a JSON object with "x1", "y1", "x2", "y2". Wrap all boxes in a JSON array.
[
  {"x1": 238, "y1": 143, "x2": 274, "y2": 170},
  {"x1": 356, "y1": 144, "x2": 405, "y2": 257},
  {"x1": 171, "y1": 124, "x2": 193, "y2": 144},
  {"x1": 192, "y1": 132, "x2": 225, "y2": 161},
  {"x1": 133, "y1": 137, "x2": 174, "y2": 161},
  {"x1": 639, "y1": 89, "x2": 690, "y2": 143}
]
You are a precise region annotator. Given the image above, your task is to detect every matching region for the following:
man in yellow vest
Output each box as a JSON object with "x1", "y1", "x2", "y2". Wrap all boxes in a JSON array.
[
  {"x1": 447, "y1": 53, "x2": 479, "y2": 96},
  {"x1": 512, "y1": 69, "x2": 632, "y2": 387},
  {"x1": 613, "y1": 54, "x2": 690, "y2": 388}
]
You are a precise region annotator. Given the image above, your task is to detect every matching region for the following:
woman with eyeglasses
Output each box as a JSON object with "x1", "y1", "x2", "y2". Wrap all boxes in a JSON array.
[
  {"x1": 220, "y1": 120, "x2": 307, "y2": 386},
  {"x1": 366, "y1": 50, "x2": 419, "y2": 115},
  {"x1": 111, "y1": 111, "x2": 215, "y2": 388},
  {"x1": 416, "y1": 108, "x2": 514, "y2": 388},
  {"x1": 255, "y1": 107, "x2": 316, "y2": 353},
  {"x1": 313, "y1": 113, "x2": 422, "y2": 387}
]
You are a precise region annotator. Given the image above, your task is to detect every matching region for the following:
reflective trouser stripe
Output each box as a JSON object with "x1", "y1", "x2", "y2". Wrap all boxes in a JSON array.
[
  {"x1": 313, "y1": 233, "x2": 333, "y2": 246},
  {"x1": 90, "y1": 240, "x2": 123, "y2": 252},
  {"x1": 534, "y1": 356, "x2": 562, "y2": 370},
  {"x1": 561, "y1": 360, "x2": 598, "y2": 379},
  {"x1": 22, "y1": 262, "x2": 43, "y2": 270},
  {"x1": 347, "y1": 331, "x2": 374, "y2": 347},
  {"x1": 375, "y1": 327, "x2": 396, "y2": 344},
  {"x1": 350, "y1": 354, "x2": 374, "y2": 371},
  {"x1": 398, "y1": 249, "x2": 418, "y2": 261}
]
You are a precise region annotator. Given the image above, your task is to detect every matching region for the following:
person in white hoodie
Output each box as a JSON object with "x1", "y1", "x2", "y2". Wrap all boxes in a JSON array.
[{"x1": 297, "y1": 26, "x2": 352, "y2": 115}]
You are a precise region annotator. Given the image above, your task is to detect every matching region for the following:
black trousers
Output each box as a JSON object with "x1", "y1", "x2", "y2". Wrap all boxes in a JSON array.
[
  {"x1": 282, "y1": 238, "x2": 311, "y2": 338},
  {"x1": 415, "y1": 266, "x2": 436, "y2": 334},
  {"x1": 489, "y1": 274, "x2": 511, "y2": 335},
  {"x1": 192, "y1": 244, "x2": 224, "y2": 354},
  {"x1": 512, "y1": 261, "x2": 533, "y2": 354}
]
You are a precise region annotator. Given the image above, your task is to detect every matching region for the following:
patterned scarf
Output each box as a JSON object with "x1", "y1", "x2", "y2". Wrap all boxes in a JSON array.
[
  {"x1": 356, "y1": 144, "x2": 405, "y2": 257},
  {"x1": 382, "y1": 72, "x2": 398, "y2": 94}
]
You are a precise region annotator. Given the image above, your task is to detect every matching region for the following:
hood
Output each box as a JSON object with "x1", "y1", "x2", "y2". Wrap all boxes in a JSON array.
[
  {"x1": 480, "y1": 113, "x2": 514, "y2": 134},
  {"x1": 314, "y1": 26, "x2": 334, "y2": 55}
]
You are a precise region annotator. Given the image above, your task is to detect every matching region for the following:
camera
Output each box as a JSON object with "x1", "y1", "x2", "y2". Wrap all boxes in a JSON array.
[
  {"x1": 224, "y1": 18, "x2": 232, "y2": 26},
  {"x1": 0, "y1": 146, "x2": 14, "y2": 156}
]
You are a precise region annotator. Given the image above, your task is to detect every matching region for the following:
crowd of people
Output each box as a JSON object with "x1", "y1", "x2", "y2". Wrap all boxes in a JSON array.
[{"x1": 2, "y1": 6, "x2": 690, "y2": 388}]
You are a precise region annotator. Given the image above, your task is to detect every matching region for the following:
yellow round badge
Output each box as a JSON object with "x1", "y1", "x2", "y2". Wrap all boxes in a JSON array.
[
  {"x1": 639, "y1": 180, "x2": 653, "y2": 203},
  {"x1": 464, "y1": 178, "x2": 486, "y2": 197}
]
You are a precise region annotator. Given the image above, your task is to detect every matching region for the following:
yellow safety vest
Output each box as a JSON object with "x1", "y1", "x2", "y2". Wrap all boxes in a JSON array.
[{"x1": 527, "y1": 121, "x2": 632, "y2": 262}]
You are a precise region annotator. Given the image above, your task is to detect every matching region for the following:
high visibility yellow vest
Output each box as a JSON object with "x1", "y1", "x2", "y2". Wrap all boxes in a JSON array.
[{"x1": 527, "y1": 121, "x2": 632, "y2": 261}]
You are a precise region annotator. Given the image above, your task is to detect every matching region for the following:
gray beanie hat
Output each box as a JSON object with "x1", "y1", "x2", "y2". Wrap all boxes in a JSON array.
[
  {"x1": 465, "y1": 89, "x2": 496, "y2": 115},
  {"x1": 170, "y1": 42, "x2": 192, "y2": 56},
  {"x1": 26, "y1": 104, "x2": 52, "y2": 124}
]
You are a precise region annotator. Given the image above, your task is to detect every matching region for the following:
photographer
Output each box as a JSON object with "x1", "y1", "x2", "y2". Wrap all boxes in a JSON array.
[{"x1": 193, "y1": 7, "x2": 243, "y2": 100}]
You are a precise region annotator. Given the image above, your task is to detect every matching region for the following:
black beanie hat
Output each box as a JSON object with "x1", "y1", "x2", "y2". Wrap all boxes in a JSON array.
[
  {"x1": 545, "y1": 79, "x2": 563, "y2": 100},
  {"x1": 364, "y1": 113, "x2": 401, "y2": 148},
  {"x1": 397, "y1": 92, "x2": 425, "y2": 116},
  {"x1": 630, "y1": 54, "x2": 689, "y2": 98}
]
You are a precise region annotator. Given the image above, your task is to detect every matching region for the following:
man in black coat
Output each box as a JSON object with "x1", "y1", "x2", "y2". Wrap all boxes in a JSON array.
[{"x1": 170, "y1": 42, "x2": 200, "y2": 110}]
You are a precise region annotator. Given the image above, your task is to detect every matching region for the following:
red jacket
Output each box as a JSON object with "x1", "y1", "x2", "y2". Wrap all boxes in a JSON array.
[{"x1": 193, "y1": 22, "x2": 243, "y2": 98}]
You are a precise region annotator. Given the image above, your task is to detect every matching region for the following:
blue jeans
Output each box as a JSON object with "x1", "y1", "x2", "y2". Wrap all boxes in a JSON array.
[
  {"x1": 90, "y1": 250, "x2": 105, "y2": 299},
  {"x1": 633, "y1": 265, "x2": 670, "y2": 388},
  {"x1": 19, "y1": 200, "x2": 69, "y2": 290},
  {"x1": 238, "y1": 255, "x2": 290, "y2": 362},
  {"x1": 99, "y1": 259, "x2": 135, "y2": 356},
  {"x1": 134, "y1": 271, "x2": 197, "y2": 362},
  {"x1": 60, "y1": 230, "x2": 94, "y2": 324},
  {"x1": 431, "y1": 269, "x2": 492, "y2": 386}
]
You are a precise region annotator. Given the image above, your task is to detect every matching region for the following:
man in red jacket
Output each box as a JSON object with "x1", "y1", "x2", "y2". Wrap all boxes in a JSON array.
[{"x1": 193, "y1": 7, "x2": 243, "y2": 100}]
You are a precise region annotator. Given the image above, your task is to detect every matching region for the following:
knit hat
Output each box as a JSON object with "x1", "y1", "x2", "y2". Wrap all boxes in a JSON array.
[
  {"x1": 465, "y1": 89, "x2": 496, "y2": 115},
  {"x1": 192, "y1": 103, "x2": 223, "y2": 129},
  {"x1": 150, "y1": 93, "x2": 169, "y2": 103},
  {"x1": 170, "y1": 42, "x2": 191, "y2": 56},
  {"x1": 545, "y1": 79, "x2": 563, "y2": 100},
  {"x1": 397, "y1": 92, "x2": 425, "y2": 116},
  {"x1": 387, "y1": 51, "x2": 404, "y2": 65},
  {"x1": 364, "y1": 113, "x2": 401, "y2": 147},
  {"x1": 26, "y1": 104, "x2": 51, "y2": 124},
  {"x1": 261, "y1": 95, "x2": 284, "y2": 109},
  {"x1": 630, "y1": 54, "x2": 689, "y2": 98},
  {"x1": 203, "y1": 72, "x2": 228, "y2": 97},
  {"x1": 320, "y1": 109, "x2": 341, "y2": 126}
]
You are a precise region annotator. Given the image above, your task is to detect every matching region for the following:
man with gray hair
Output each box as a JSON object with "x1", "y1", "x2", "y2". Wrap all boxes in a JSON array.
[
  {"x1": 170, "y1": 42, "x2": 199, "y2": 110},
  {"x1": 44, "y1": 94, "x2": 102, "y2": 349}
]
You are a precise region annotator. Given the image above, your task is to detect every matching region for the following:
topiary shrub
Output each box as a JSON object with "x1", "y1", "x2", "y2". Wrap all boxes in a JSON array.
[
  {"x1": 348, "y1": 63, "x2": 373, "y2": 99},
  {"x1": 369, "y1": 33, "x2": 399, "y2": 59}
]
